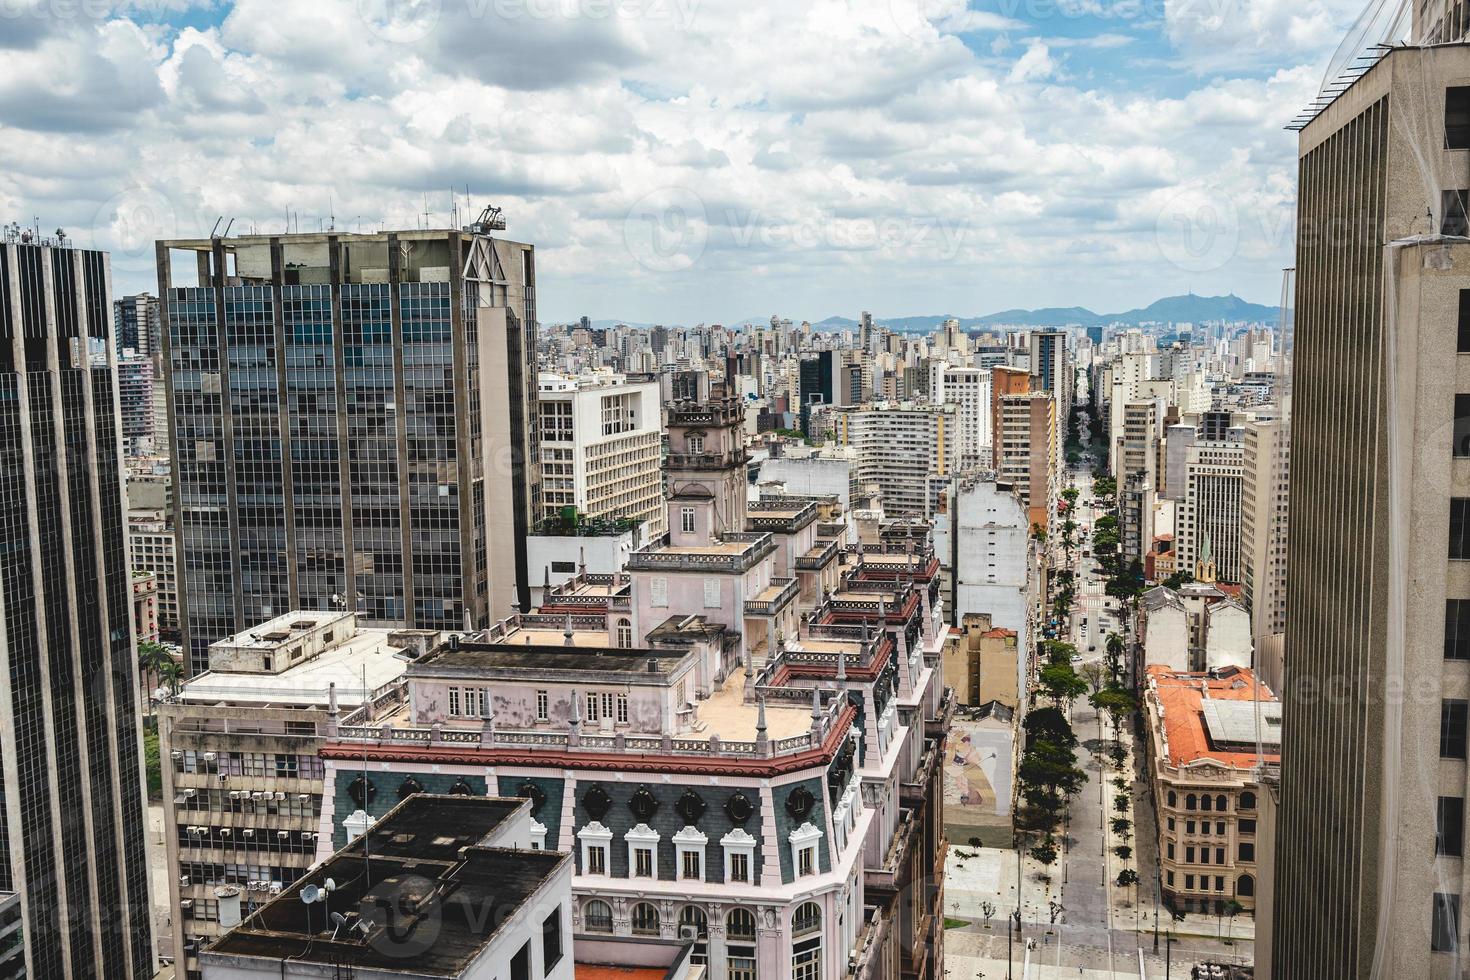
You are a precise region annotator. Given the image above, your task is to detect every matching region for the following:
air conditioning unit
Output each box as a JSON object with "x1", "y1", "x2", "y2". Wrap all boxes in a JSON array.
[
  {"x1": 179, "y1": 876, "x2": 191, "y2": 887},
  {"x1": 171, "y1": 750, "x2": 183, "y2": 759},
  {"x1": 179, "y1": 900, "x2": 193, "y2": 911},
  {"x1": 277, "y1": 831, "x2": 289, "y2": 839},
  {"x1": 241, "y1": 830, "x2": 254, "y2": 838},
  {"x1": 274, "y1": 792, "x2": 286, "y2": 800},
  {"x1": 219, "y1": 829, "x2": 232, "y2": 837},
  {"x1": 203, "y1": 752, "x2": 217, "y2": 762}
]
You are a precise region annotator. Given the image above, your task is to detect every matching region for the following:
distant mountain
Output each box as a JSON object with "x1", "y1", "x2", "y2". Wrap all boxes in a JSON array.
[{"x1": 574, "y1": 293, "x2": 1277, "y2": 332}]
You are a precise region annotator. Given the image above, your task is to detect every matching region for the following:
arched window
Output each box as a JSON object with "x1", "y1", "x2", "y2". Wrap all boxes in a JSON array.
[
  {"x1": 727, "y1": 908, "x2": 757, "y2": 941},
  {"x1": 1239, "y1": 791, "x2": 1256, "y2": 810},
  {"x1": 616, "y1": 618, "x2": 633, "y2": 649},
  {"x1": 1238, "y1": 874, "x2": 1255, "y2": 897},
  {"x1": 678, "y1": 906, "x2": 708, "y2": 964},
  {"x1": 727, "y1": 908, "x2": 758, "y2": 980},
  {"x1": 1215, "y1": 794, "x2": 1228, "y2": 812},
  {"x1": 631, "y1": 902, "x2": 660, "y2": 936},
  {"x1": 583, "y1": 900, "x2": 612, "y2": 933},
  {"x1": 1185, "y1": 793, "x2": 1197, "y2": 811},
  {"x1": 1200, "y1": 794, "x2": 1212, "y2": 812},
  {"x1": 1167, "y1": 790, "x2": 1177, "y2": 808},
  {"x1": 791, "y1": 902, "x2": 822, "y2": 980}
]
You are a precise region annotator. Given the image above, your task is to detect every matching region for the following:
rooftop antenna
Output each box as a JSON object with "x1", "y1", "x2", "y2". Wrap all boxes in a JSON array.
[
  {"x1": 422, "y1": 193, "x2": 433, "y2": 230},
  {"x1": 328, "y1": 195, "x2": 335, "y2": 232}
]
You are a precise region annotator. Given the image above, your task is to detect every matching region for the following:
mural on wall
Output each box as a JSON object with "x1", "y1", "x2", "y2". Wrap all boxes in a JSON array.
[{"x1": 942, "y1": 718, "x2": 1014, "y2": 845}]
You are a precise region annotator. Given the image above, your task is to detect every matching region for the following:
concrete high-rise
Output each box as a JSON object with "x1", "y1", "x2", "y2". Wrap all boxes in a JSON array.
[
  {"x1": 1268, "y1": 30, "x2": 1470, "y2": 980},
  {"x1": 1175, "y1": 441, "x2": 1243, "y2": 584},
  {"x1": 1241, "y1": 412, "x2": 1289, "y2": 690},
  {"x1": 0, "y1": 237, "x2": 156, "y2": 978},
  {"x1": 1029, "y1": 328, "x2": 1072, "y2": 422},
  {"x1": 159, "y1": 227, "x2": 539, "y2": 674}
]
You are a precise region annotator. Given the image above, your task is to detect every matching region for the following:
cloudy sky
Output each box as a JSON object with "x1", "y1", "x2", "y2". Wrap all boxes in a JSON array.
[{"x1": 0, "y1": 0, "x2": 1367, "y2": 323}]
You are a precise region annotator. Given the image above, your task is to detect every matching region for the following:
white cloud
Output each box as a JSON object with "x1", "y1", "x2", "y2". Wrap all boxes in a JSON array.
[{"x1": 0, "y1": 0, "x2": 1344, "y2": 320}]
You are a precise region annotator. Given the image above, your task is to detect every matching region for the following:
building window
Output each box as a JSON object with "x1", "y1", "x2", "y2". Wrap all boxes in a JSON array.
[
  {"x1": 1238, "y1": 874, "x2": 1255, "y2": 897},
  {"x1": 1440, "y1": 797, "x2": 1466, "y2": 857},
  {"x1": 1186, "y1": 846, "x2": 1196, "y2": 864},
  {"x1": 681, "y1": 506, "x2": 696, "y2": 534},
  {"x1": 678, "y1": 905, "x2": 708, "y2": 964},
  {"x1": 1434, "y1": 893, "x2": 1461, "y2": 952},
  {"x1": 723, "y1": 827, "x2": 757, "y2": 884},
  {"x1": 1456, "y1": 395, "x2": 1470, "y2": 457},
  {"x1": 688, "y1": 434, "x2": 705, "y2": 454},
  {"x1": 616, "y1": 618, "x2": 633, "y2": 648},
  {"x1": 728, "y1": 909, "x2": 758, "y2": 980},
  {"x1": 1167, "y1": 842, "x2": 1175, "y2": 860},
  {"x1": 1239, "y1": 842, "x2": 1256, "y2": 862},
  {"x1": 1185, "y1": 794, "x2": 1197, "y2": 811},
  {"x1": 1448, "y1": 601, "x2": 1470, "y2": 660},
  {"x1": 542, "y1": 909, "x2": 563, "y2": 971},
  {"x1": 635, "y1": 848, "x2": 654, "y2": 877},
  {"x1": 578, "y1": 821, "x2": 612, "y2": 876},
  {"x1": 674, "y1": 825, "x2": 707, "y2": 882},
  {"x1": 448, "y1": 687, "x2": 461, "y2": 717},
  {"x1": 617, "y1": 693, "x2": 628, "y2": 724},
  {"x1": 1240, "y1": 819, "x2": 1257, "y2": 836},
  {"x1": 1445, "y1": 190, "x2": 1470, "y2": 236},
  {"x1": 730, "y1": 851, "x2": 750, "y2": 882},
  {"x1": 798, "y1": 847, "x2": 815, "y2": 877},
  {"x1": 583, "y1": 900, "x2": 613, "y2": 933},
  {"x1": 631, "y1": 902, "x2": 660, "y2": 936},
  {"x1": 586, "y1": 692, "x2": 600, "y2": 723},
  {"x1": 1443, "y1": 699, "x2": 1469, "y2": 758},
  {"x1": 792, "y1": 902, "x2": 822, "y2": 980},
  {"x1": 1238, "y1": 791, "x2": 1256, "y2": 810},
  {"x1": 512, "y1": 942, "x2": 531, "y2": 980},
  {"x1": 1448, "y1": 87, "x2": 1470, "y2": 149},
  {"x1": 1452, "y1": 499, "x2": 1470, "y2": 559},
  {"x1": 1460, "y1": 290, "x2": 1470, "y2": 352},
  {"x1": 536, "y1": 690, "x2": 549, "y2": 721}
]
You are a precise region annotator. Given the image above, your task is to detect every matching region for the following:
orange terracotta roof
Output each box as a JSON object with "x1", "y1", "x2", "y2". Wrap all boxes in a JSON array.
[
  {"x1": 576, "y1": 968, "x2": 668, "y2": 980},
  {"x1": 982, "y1": 628, "x2": 1017, "y2": 639},
  {"x1": 1147, "y1": 664, "x2": 1279, "y2": 770}
]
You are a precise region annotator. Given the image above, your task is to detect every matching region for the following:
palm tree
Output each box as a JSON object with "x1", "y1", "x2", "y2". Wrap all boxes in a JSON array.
[{"x1": 138, "y1": 641, "x2": 181, "y2": 712}]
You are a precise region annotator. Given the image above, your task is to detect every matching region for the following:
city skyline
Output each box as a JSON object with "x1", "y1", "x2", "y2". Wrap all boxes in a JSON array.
[{"x1": 2, "y1": 0, "x2": 1359, "y2": 324}]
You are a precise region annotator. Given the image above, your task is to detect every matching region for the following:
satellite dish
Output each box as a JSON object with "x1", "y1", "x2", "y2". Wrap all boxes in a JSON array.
[
  {"x1": 323, "y1": 878, "x2": 337, "y2": 892},
  {"x1": 300, "y1": 885, "x2": 321, "y2": 905}
]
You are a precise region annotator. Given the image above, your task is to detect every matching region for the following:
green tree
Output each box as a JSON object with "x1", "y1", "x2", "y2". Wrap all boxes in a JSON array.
[
  {"x1": 1023, "y1": 706, "x2": 1077, "y2": 748},
  {"x1": 1030, "y1": 839, "x2": 1059, "y2": 866},
  {"x1": 1117, "y1": 868, "x2": 1139, "y2": 887},
  {"x1": 1039, "y1": 662, "x2": 1088, "y2": 707},
  {"x1": 1090, "y1": 686, "x2": 1137, "y2": 737}
]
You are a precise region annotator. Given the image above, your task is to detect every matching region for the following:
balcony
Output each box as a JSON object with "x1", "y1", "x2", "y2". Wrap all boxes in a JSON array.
[
  {"x1": 667, "y1": 398, "x2": 744, "y2": 428},
  {"x1": 901, "y1": 741, "x2": 940, "y2": 808},
  {"x1": 864, "y1": 808, "x2": 916, "y2": 895},
  {"x1": 744, "y1": 576, "x2": 798, "y2": 616},
  {"x1": 666, "y1": 449, "x2": 746, "y2": 471},
  {"x1": 795, "y1": 537, "x2": 841, "y2": 571},
  {"x1": 925, "y1": 686, "x2": 956, "y2": 740}
]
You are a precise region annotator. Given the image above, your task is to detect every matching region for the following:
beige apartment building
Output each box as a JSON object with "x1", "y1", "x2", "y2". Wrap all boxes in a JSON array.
[
  {"x1": 996, "y1": 391, "x2": 1057, "y2": 534},
  {"x1": 158, "y1": 611, "x2": 412, "y2": 980},
  {"x1": 1144, "y1": 665, "x2": 1277, "y2": 917},
  {"x1": 944, "y1": 612, "x2": 1021, "y2": 709},
  {"x1": 1271, "y1": 24, "x2": 1470, "y2": 980},
  {"x1": 826, "y1": 401, "x2": 958, "y2": 519}
]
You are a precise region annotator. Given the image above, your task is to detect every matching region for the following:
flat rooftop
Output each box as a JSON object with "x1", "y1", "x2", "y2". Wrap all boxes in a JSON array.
[
  {"x1": 1148, "y1": 665, "x2": 1279, "y2": 769},
  {"x1": 413, "y1": 642, "x2": 690, "y2": 678},
  {"x1": 206, "y1": 796, "x2": 564, "y2": 977},
  {"x1": 212, "y1": 610, "x2": 351, "y2": 650},
  {"x1": 176, "y1": 628, "x2": 408, "y2": 707},
  {"x1": 698, "y1": 671, "x2": 813, "y2": 742}
]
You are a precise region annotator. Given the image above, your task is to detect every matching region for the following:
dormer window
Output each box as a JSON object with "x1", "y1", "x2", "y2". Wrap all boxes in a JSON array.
[
  {"x1": 681, "y1": 507, "x2": 696, "y2": 534},
  {"x1": 789, "y1": 822, "x2": 823, "y2": 878},
  {"x1": 674, "y1": 825, "x2": 708, "y2": 882},
  {"x1": 688, "y1": 434, "x2": 705, "y2": 454}
]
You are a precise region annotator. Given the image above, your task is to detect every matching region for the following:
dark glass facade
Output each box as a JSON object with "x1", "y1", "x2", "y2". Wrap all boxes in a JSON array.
[
  {"x1": 163, "y1": 232, "x2": 536, "y2": 674},
  {"x1": 0, "y1": 241, "x2": 155, "y2": 979}
]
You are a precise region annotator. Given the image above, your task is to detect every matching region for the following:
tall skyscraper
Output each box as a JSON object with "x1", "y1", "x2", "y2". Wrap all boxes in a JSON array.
[
  {"x1": 1269, "y1": 30, "x2": 1470, "y2": 979},
  {"x1": 113, "y1": 291, "x2": 159, "y2": 360},
  {"x1": 158, "y1": 227, "x2": 539, "y2": 674},
  {"x1": 0, "y1": 237, "x2": 155, "y2": 977},
  {"x1": 1028, "y1": 328, "x2": 1072, "y2": 421}
]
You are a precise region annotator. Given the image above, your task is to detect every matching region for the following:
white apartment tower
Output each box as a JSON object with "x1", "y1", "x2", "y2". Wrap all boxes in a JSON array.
[
  {"x1": 1176, "y1": 441, "x2": 1244, "y2": 584},
  {"x1": 538, "y1": 372, "x2": 666, "y2": 538}
]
